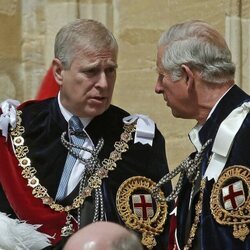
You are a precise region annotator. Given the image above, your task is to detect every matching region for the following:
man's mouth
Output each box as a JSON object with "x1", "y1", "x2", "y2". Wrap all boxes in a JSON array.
[{"x1": 90, "y1": 96, "x2": 107, "y2": 103}]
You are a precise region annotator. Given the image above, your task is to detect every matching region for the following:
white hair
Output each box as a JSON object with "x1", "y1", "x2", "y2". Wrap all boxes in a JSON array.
[{"x1": 158, "y1": 20, "x2": 235, "y2": 84}]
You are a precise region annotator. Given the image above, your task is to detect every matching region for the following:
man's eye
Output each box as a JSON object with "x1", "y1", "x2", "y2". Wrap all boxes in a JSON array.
[
  {"x1": 83, "y1": 68, "x2": 99, "y2": 75},
  {"x1": 105, "y1": 67, "x2": 116, "y2": 74}
]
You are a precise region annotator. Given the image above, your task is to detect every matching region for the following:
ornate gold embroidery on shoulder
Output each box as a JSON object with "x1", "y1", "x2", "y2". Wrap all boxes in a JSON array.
[
  {"x1": 210, "y1": 165, "x2": 250, "y2": 241},
  {"x1": 116, "y1": 176, "x2": 167, "y2": 250}
]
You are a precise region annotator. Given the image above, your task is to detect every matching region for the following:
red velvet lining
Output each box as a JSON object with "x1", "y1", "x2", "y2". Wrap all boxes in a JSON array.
[{"x1": 0, "y1": 136, "x2": 77, "y2": 244}]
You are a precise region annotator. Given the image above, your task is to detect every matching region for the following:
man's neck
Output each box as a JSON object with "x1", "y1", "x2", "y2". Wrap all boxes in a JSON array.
[{"x1": 196, "y1": 82, "x2": 234, "y2": 124}]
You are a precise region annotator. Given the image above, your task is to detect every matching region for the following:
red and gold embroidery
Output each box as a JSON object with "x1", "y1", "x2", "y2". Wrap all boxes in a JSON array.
[{"x1": 211, "y1": 165, "x2": 250, "y2": 241}]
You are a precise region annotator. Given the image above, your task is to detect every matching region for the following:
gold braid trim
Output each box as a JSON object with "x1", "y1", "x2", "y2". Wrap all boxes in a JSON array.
[
  {"x1": 10, "y1": 110, "x2": 136, "y2": 213},
  {"x1": 184, "y1": 179, "x2": 206, "y2": 250}
]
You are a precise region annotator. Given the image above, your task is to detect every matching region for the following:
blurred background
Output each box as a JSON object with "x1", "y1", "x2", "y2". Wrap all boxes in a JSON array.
[{"x1": 0, "y1": 0, "x2": 249, "y2": 177}]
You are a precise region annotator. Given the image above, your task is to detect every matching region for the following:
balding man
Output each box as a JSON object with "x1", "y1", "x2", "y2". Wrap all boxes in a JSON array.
[{"x1": 63, "y1": 221, "x2": 143, "y2": 250}]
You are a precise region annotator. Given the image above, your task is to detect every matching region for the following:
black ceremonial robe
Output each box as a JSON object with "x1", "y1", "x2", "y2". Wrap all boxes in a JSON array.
[
  {"x1": 170, "y1": 85, "x2": 250, "y2": 250},
  {"x1": 0, "y1": 97, "x2": 171, "y2": 250}
]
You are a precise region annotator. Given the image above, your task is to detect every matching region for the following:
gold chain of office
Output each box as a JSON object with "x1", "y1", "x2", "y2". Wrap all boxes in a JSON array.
[{"x1": 10, "y1": 110, "x2": 136, "y2": 213}]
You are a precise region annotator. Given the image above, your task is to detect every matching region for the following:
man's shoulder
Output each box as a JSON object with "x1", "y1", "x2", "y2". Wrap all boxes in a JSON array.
[
  {"x1": 105, "y1": 105, "x2": 159, "y2": 125},
  {"x1": 18, "y1": 97, "x2": 56, "y2": 120},
  {"x1": 105, "y1": 105, "x2": 164, "y2": 134},
  {"x1": 96, "y1": 104, "x2": 130, "y2": 127},
  {"x1": 14, "y1": 98, "x2": 60, "y2": 134},
  {"x1": 0, "y1": 99, "x2": 56, "y2": 139},
  {"x1": 105, "y1": 104, "x2": 130, "y2": 117},
  {"x1": 18, "y1": 98, "x2": 55, "y2": 112}
]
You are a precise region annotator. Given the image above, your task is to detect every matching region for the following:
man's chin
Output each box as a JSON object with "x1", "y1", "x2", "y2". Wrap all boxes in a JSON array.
[
  {"x1": 86, "y1": 105, "x2": 110, "y2": 118},
  {"x1": 171, "y1": 109, "x2": 180, "y2": 118}
]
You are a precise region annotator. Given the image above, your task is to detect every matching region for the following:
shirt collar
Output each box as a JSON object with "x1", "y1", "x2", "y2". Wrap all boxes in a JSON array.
[
  {"x1": 189, "y1": 123, "x2": 202, "y2": 151},
  {"x1": 188, "y1": 85, "x2": 234, "y2": 151},
  {"x1": 57, "y1": 91, "x2": 92, "y2": 128}
]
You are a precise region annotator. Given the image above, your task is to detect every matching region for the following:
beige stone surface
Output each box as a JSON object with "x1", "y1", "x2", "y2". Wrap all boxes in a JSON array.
[
  {"x1": 242, "y1": 0, "x2": 250, "y2": 18},
  {"x1": 0, "y1": 0, "x2": 17, "y2": 15},
  {"x1": 225, "y1": 2, "x2": 250, "y2": 92},
  {"x1": 113, "y1": 0, "x2": 226, "y2": 172},
  {"x1": 0, "y1": 0, "x2": 249, "y2": 174},
  {"x1": 0, "y1": 0, "x2": 22, "y2": 102},
  {"x1": 241, "y1": 18, "x2": 250, "y2": 93}
]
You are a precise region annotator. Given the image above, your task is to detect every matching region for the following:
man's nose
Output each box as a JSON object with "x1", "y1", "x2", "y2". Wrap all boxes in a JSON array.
[
  {"x1": 96, "y1": 72, "x2": 108, "y2": 88},
  {"x1": 155, "y1": 78, "x2": 162, "y2": 94}
]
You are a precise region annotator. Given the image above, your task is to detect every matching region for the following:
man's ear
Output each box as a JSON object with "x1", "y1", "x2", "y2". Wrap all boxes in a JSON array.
[
  {"x1": 181, "y1": 64, "x2": 194, "y2": 91},
  {"x1": 52, "y1": 58, "x2": 64, "y2": 86}
]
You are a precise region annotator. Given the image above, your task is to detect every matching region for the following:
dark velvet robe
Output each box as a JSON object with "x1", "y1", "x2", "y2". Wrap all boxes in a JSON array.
[
  {"x1": 171, "y1": 85, "x2": 250, "y2": 250},
  {"x1": 0, "y1": 97, "x2": 171, "y2": 250}
]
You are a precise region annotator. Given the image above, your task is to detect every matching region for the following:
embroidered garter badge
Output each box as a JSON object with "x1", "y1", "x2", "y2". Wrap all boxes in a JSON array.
[
  {"x1": 116, "y1": 176, "x2": 167, "y2": 249},
  {"x1": 132, "y1": 194, "x2": 154, "y2": 220},
  {"x1": 210, "y1": 165, "x2": 250, "y2": 241}
]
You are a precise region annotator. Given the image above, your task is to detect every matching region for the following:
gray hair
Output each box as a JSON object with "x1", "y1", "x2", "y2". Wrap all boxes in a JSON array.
[
  {"x1": 111, "y1": 231, "x2": 143, "y2": 250},
  {"x1": 54, "y1": 19, "x2": 118, "y2": 69},
  {"x1": 158, "y1": 20, "x2": 235, "y2": 84}
]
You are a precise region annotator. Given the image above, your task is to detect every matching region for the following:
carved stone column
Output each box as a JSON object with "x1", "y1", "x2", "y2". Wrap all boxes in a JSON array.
[{"x1": 225, "y1": 0, "x2": 250, "y2": 92}]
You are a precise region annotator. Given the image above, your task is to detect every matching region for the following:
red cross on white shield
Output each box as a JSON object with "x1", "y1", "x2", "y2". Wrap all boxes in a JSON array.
[
  {"x1": 132, "y1": 194, "x2": 154, "y2": 220},
  {"x1": 222, "y1": 180, "x2": 245, "y2": 210}
]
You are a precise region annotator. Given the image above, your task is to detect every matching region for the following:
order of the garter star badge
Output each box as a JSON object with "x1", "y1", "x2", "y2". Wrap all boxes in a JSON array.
[
  {"x1": 116, "y1": 176, "x2": 167, "y2": 250},
  {"x1": 210, "y1": 165, "x2": 250, "y2": 241}
]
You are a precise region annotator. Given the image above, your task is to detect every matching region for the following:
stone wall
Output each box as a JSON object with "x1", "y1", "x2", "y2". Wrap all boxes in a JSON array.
[{"x1": 0, "y1": 0, "x2": 249, "y2": 174}]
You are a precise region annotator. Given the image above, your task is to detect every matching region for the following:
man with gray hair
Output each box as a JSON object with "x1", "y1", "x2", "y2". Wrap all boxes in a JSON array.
[
  {"x1": 0, "y1": 19, "x2": 171, "y2": 250},
  {"x1": 154, "y1": 20, "x2": 250, "y2": 249}
]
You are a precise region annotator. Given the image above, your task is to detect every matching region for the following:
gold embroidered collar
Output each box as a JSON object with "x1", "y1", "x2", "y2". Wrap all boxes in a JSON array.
[{"x1": 10, "y1": 110, "x2": 136, "y2": 213}]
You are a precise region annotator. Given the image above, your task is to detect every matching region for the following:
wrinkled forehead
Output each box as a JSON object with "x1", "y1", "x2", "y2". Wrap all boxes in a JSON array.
[
  {"x1": 74, "y1": 43, "x2": 117, "y2": 58},
  {"x1": 71, "y1": 48, "x2": 118, "y2": 69}
]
